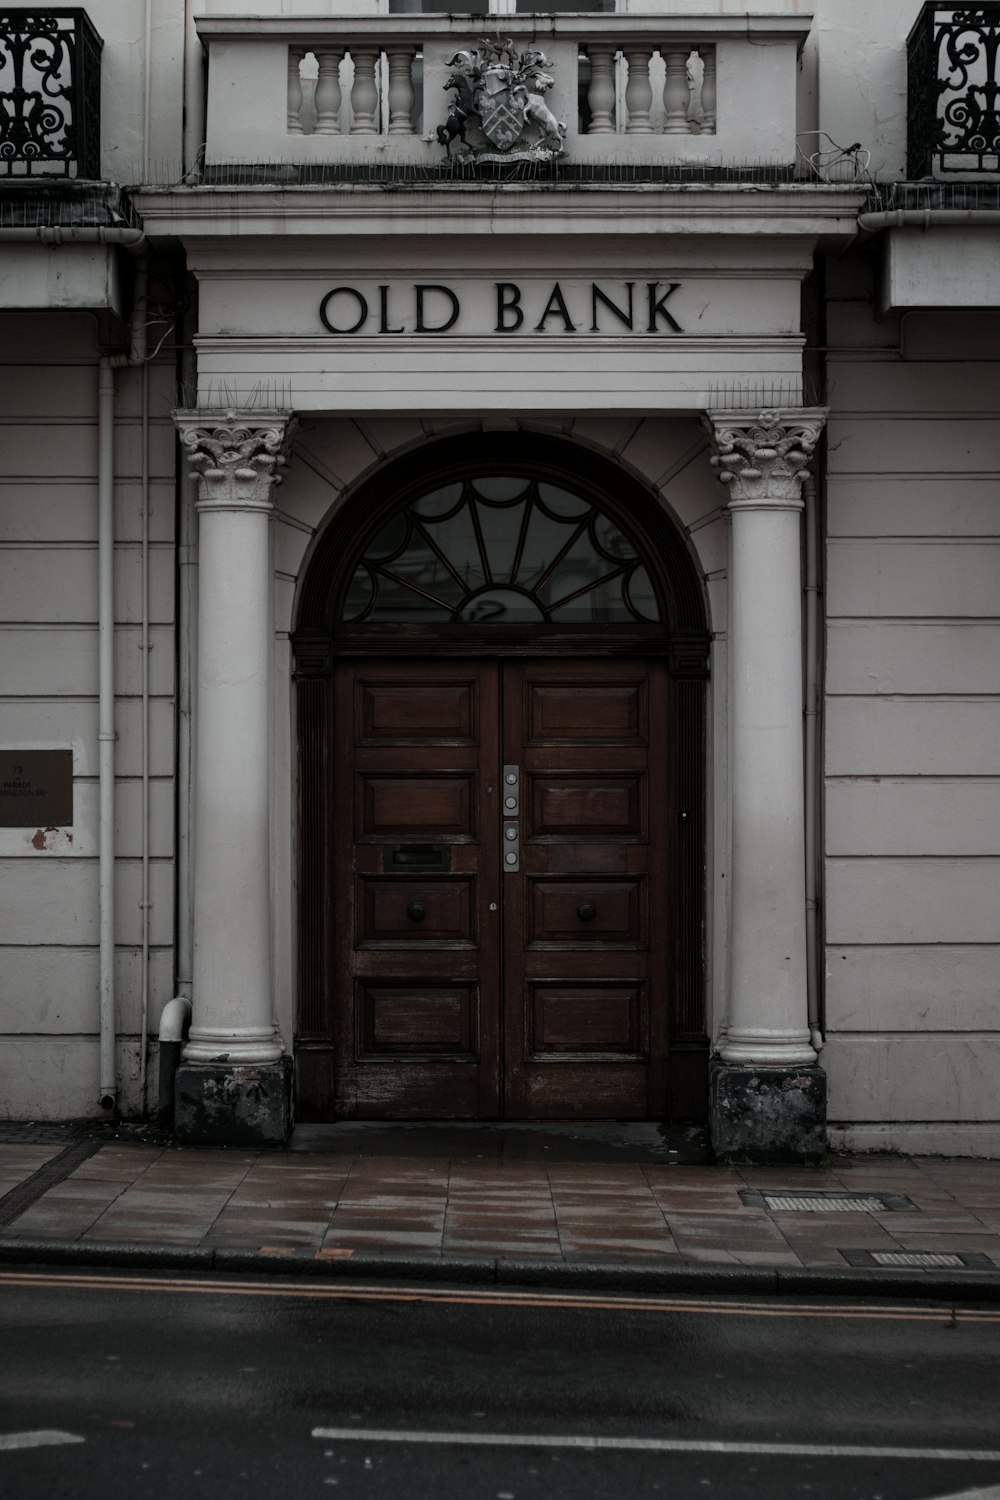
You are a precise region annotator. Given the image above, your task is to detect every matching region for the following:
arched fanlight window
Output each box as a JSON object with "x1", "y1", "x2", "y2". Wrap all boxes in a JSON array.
[{"x1": 342, "y1": 474, "x2": 660, "y2": 625}]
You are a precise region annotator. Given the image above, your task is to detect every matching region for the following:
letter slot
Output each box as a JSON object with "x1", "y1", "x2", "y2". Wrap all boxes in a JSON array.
[{"x1": 384, "y1": 843, "x2": 451, "y2": 872}]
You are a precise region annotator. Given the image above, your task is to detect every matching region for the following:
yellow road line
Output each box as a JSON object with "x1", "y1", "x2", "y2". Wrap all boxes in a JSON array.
[{"x1": 0, "y1": 1268, "x2": 997, "y2": 1322}]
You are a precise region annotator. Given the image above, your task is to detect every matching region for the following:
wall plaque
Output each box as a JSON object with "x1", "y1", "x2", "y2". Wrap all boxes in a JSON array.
[{"x1": 0, "y1": 750, "x2": 73, "y2": 828}]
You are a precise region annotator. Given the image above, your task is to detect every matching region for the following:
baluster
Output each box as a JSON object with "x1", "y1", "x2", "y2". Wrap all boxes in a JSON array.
[
  {"x1": 314, "y1": 49, "x2": 344, "y2": 135},
  {"x1": 587, "y1": 47, "x2": 616, "y2": 134},
  {"x1": 350, "y1": 48, "x2": 379, "y2": 135},
  {"x1": 663, "y1": 48, "x2": 691, "y2": 134},
  {"x1": 624, "y1": 49, "x2": 653, "y2": 134},
  {"x1": 287, "y1": 47, "x2": 305, "y2": 134},
  {"x1": 700, "y1": 46, "x2": 717, "y2": 133},
  {"x1": 387, "y1": 47, "x2": 415, "y2": 134}
]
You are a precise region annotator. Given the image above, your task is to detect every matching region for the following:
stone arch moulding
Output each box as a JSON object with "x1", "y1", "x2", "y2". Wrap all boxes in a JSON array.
[
  {"x1": 289, "y1": 430, "x2": 712, "y2": 1123},
  {"x1": 292, "y1": 431, "x2": 711, "y2": 672}
]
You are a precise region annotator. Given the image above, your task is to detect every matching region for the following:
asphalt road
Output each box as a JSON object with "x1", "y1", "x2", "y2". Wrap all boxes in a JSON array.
[{"x1": 1, "y1": 1268, "x2": 999, "y2": 1500}]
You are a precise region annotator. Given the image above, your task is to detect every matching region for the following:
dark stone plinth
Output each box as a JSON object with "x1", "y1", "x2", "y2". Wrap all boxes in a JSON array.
[
  {"x1": 174, "y1": 1057, "x2": 292, "y2": 1147},
  {"x1": 709, "y1": 1061, "x2": 827, "y2": 1163}
]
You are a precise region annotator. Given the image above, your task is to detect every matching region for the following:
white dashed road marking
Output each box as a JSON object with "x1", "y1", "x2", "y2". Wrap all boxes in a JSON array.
[
  {"x1": 929, "y1": 1488, "x2": 1000, "y2": 1500},
  {"x1": 927, "y1": 1487, "x2": 1000, "y2": 1500},
  {"x1": 311, "y1": 1427, "x2": 1000, "y2": 1461},
  {"x1": 0, "y1": 1431, "x2": 86, "y2": 1452}
]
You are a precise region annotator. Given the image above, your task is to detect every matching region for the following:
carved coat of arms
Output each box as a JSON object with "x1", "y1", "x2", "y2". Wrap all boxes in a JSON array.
[{"x1": 437, "y1": 39, "x2": 567, "y2": 160}]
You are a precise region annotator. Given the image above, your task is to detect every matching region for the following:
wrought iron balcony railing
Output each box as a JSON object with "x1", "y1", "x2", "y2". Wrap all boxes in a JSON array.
[
  {"x1": 0, "y1": 9, "x2": 102, "y2": 178},
  {"x1": 908, "y1": 3, "x2": 1000, "y2": 177}
]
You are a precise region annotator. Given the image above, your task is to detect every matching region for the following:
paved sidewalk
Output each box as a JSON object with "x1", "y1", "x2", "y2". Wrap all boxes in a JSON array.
[{"x1": 2, "y1": 1125, "x2": 1000, "y2": 1296}]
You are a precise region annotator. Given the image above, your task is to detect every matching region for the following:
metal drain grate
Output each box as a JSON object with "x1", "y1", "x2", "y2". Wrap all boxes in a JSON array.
[
  {"x1": 872, "y1": 1251, "x2": 964, "y2": 1268},
  {"x1": 841, "y1": 1248, "x2": 996, "y2": 1271},
  {"x1": 739, "y1": 1188, "x2": 918, "y2": 1213},
  {"x1": 768, "y1": 1194, "x2": 888, "y2": 1212}
]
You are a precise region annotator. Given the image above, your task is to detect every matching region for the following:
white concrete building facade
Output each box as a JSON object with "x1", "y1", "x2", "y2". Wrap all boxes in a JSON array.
[{"x1": 1, "y1": 0, "x2": 998, "y2": 1157}]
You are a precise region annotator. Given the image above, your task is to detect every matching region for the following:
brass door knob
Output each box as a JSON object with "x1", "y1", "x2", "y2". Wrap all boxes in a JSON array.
[
  {"x1": 407, "y1": 901, "x2": 427, "y2": 921},
  {"x1": 576, "y1": 902, "x2": 597, "y2": 922}
]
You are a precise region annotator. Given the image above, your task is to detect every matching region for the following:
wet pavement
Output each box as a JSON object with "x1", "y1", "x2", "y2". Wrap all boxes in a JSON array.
[
  {"x1": 1, "y1": 1123, "x2": 1000, "y2": 1291},
  {"x1": 3, "y1": 1266, "x2": 1000, "y2": 1500}
]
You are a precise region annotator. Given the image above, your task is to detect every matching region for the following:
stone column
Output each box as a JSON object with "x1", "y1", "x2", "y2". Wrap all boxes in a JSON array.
[
  {"x1": 704, "y1": 407, "x2": 827, "y2": 1161},
  {"x1": 172, "y1": 409, "x2": 297, "y2": 1145}
]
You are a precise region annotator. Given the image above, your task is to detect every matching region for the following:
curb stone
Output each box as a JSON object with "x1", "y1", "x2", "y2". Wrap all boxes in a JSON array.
[{"x1": 2, "y1": 1237, "x2": 1000, "y2": 1302}]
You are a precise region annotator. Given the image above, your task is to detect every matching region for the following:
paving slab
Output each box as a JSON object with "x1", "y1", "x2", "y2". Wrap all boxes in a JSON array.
[{"x1": 0, "y1": 1122, "x2": 999, "y2": 1298}]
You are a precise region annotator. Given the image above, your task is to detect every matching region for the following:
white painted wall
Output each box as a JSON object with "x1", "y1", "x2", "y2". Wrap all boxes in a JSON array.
[
  {"x1": 0, "y1": 313, "x2": 177, "y2": 1118},
  {"x1": 822, "y1": 251, "x2": 1000, "y2": 1153}
]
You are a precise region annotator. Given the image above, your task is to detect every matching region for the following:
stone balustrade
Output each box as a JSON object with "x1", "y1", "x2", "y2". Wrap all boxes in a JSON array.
[
  {"x1": 285, "y1": 42, "x2": 714, "y2": 140},
  {"x1": 197, "y1": 15, "x2": 807, "y2": 170}
]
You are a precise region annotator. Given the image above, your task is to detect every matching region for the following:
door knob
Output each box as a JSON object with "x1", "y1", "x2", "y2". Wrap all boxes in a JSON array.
[
  {"x1": 576, "y1": 902, "x2": 597, "y2": 922},
  {"x1": 407, "y1": 901, "x2": 427, "y2": 921}
]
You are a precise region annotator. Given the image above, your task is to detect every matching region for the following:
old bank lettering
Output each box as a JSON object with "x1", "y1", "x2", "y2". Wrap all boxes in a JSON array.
[{"x1": 319, "y1": 280, "x2": 684, "y2": 336}]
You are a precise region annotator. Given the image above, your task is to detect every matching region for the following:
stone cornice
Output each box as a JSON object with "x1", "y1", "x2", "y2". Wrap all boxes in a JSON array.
[
  {"x1": 174, "y1": 409, "x2": 298, "y2": 511},
  {"x1": 703, "y1": 406, "x2": 827, "y2": 507},
  {"x1": 196, "y1": 14, "x2": 814, "y2": 44},
  {"x1": 131, "y1": 185, "x2": 866, "y2": 243}
]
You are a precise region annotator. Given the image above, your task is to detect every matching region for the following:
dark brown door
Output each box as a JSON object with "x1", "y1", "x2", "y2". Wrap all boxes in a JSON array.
[
  {"x1": 502, "y1": 660, "x2": 668, "y2": 1118},
  {"x1": 332, "y1": 659, "x2": 501, "y2": 1117},
  {"x1": 332, "y1": 657, "x2": 669, "y2": 1119}
]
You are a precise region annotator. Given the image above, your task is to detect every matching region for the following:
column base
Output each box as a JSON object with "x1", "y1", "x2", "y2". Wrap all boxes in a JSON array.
[
  {"x1": 174, "y1": 1057, "x2": 293, "y2": 1147},
  {"x1": 709, "y1": 1060, "x2": 826, "y2": 1163}
]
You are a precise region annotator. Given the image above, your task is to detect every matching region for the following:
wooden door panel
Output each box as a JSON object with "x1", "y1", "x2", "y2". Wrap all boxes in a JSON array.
[
  {"x1": 527, "y1": 776, "x2": 644, "y2": 838},
  {"x1": 333, "y1": 659, "x2": 500, "y2": 1118},
  {"x1": 527, "y1": 878, "x2": 644, "y2": 945},
  {"x1": 357, "y1": 877, "x2": 475, "y2": 946},
  {"x1": 357, "y1": 774, "x2": 476, "y2": 839},
  {"x1": 357, "y1": 679, "x2": 478, "y2": 743},
  {"x1": 526, "y1": 981, "x2": 648, "y2": 1057},
  {"x1": 357, "y1": 982, "x2": 478, "y2": 1057},
  {"x1": 544, "y1": 842, "x2": 630, "y2": 874},
  {"x1": 515, "y1": 1066, "x2": 650, "y2": 1118},
  {"x1": 525, "y1": 681, "x2": 646, "y2": 743}
]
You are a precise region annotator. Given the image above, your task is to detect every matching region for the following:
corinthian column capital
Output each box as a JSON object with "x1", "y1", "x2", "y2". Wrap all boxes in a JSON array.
[
  {"x1": 174, "y1": 409, "x2": 298, "y2": 512},
  {"x1": 703, "y1": 407, "x2": 827, "y2": 509}
]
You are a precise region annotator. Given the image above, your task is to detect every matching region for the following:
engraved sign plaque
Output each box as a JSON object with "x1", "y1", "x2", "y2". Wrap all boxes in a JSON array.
[{"x1": 0, "y1": 750, "x2": 73, "y2": 827}]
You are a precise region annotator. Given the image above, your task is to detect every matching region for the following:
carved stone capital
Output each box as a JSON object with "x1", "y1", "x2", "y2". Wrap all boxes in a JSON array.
[
  {"x1": 703, "y1": 408, "x2": 827, "y2": 509},
  {"x1": 174, "y1": 409, "x2": 298, "y2": 512}
]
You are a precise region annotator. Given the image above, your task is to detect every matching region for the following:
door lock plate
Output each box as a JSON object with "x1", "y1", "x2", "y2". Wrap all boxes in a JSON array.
[
  {"x1": 501, "y1": 764, "x2": 520, "y2": 814},
  {"x1": 502, "y1": 764, "x2": 520, "y2": 871},
  {"x1": 502, "y1": 820, "x2": 520, "y2": 872}
]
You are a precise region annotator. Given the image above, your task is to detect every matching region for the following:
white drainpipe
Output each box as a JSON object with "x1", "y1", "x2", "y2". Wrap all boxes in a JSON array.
[
  {"x1": 97, "y1": 243, "x2": 149, "y2": 1111},
  {"x1": 157, "y1": 995, "x2": 192, "y2": 1123},
  {"x1": 0, "y1": 227, "x2": 145, "y2": 249},
  {"x1": 175, "y1": 339, "x2": 199, "y2": 1010},
  {"x1": 803, "y1": 474, "x2": 823, "y2": 1054},
  {"x1": 857, "y1": 208, "x2": 1000, "y2": 232},
  {"x1": 96, "y1": 359, "x2": 117, "y2": 1109},
  {"x1": 183, "y1": 0, "x2": 207, "y2": 177}
]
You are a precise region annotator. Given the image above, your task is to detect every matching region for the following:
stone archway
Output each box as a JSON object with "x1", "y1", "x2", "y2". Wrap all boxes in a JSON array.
[{"x1": 291, "y1": 432, "x2": 710, "y2": 1122}]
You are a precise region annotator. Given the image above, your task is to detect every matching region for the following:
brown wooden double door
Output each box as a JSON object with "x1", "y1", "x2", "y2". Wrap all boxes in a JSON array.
[{"x1": 332, "y1": 657, "x2": 671, "y2": 1119}]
